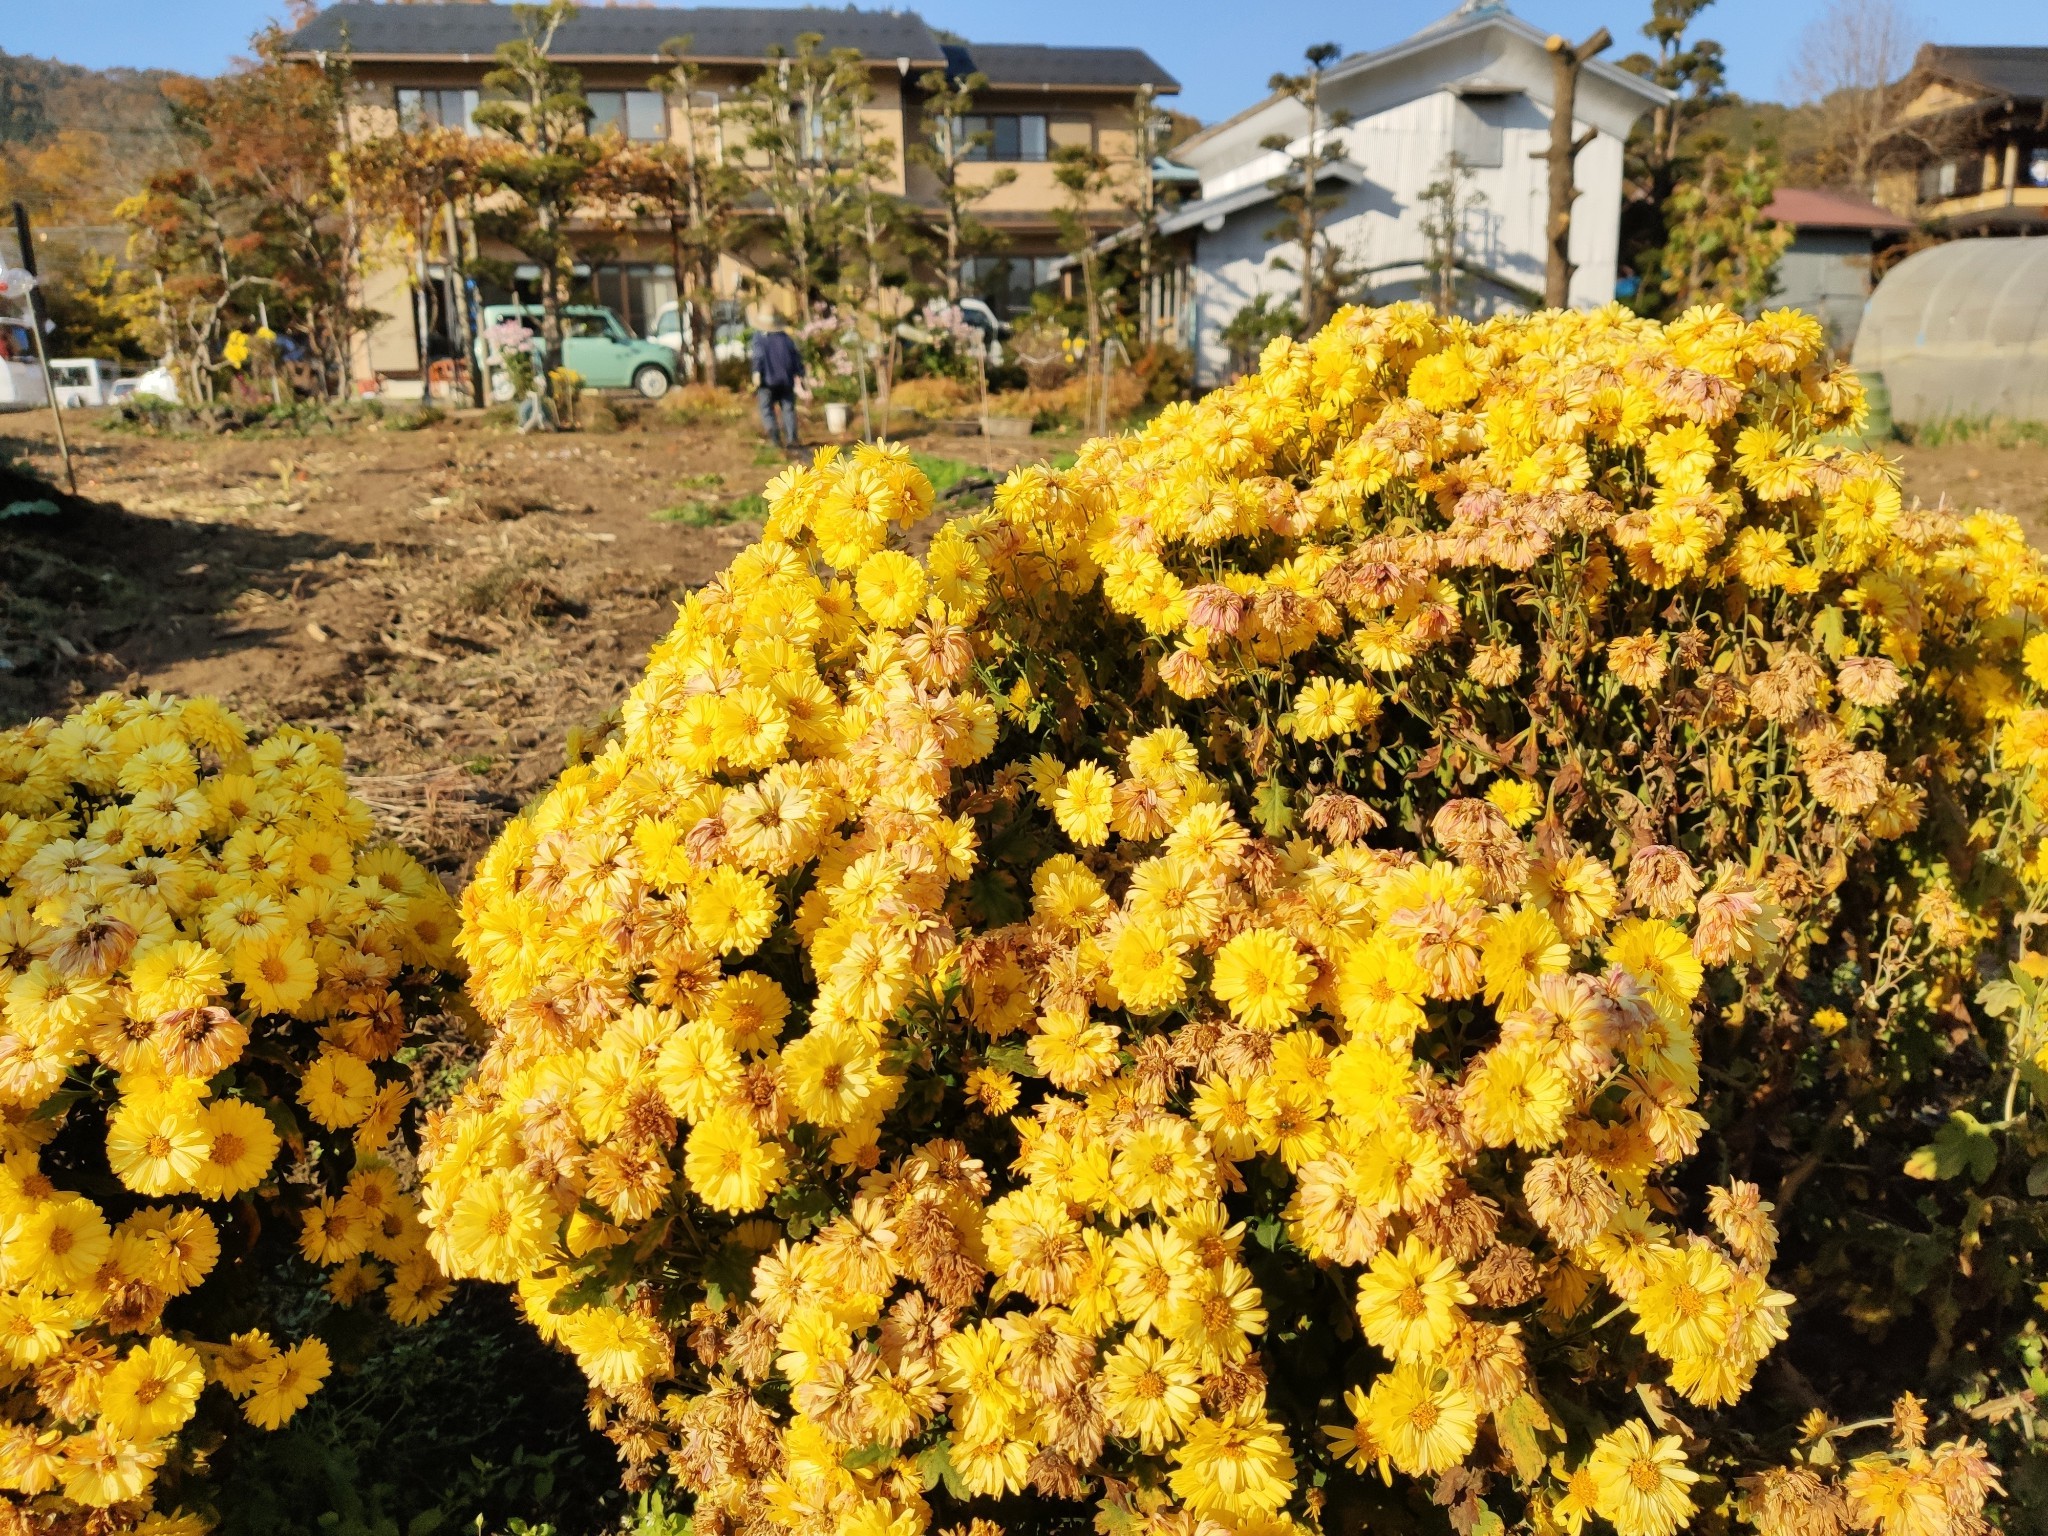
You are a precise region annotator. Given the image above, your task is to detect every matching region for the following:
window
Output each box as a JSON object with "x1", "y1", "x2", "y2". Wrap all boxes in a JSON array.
[
  {"x1": 397, "y1": 87, "x2": 477, "y2": 133},
  {"x1": 956, "y1": 114, "x2": 1050, "y2": 162},
  {"x1": 580, "y1": 264, "x2": 678, "y2": 336},
  {"x1": 1451, "y1": 94, "x2": 1512, "y2": 169},
  {"x1": 587, "y1": 90, "x2": 667, "y2": 141},
  {"x1": 961, "y1": 255, "x2": 1063, "y2": 317}
]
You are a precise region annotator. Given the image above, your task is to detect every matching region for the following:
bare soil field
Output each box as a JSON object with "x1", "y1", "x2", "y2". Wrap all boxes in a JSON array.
[
  {"x1": 3, "y1": 409, "x2": 2042, "y2": 878},
  {"x1": 0, "y1": 404, "x2": 1058, "y2": 876}
]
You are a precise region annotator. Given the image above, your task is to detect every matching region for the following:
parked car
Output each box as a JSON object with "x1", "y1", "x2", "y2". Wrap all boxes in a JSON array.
[
  {"x1": 50, "y1": 358, "x2": 117, "y2": 408},
  {"x1": 647, "y1": 301, "x2": 751, "y2": 365},
  {"x1": 475, "y1": 305, "x2": 676, "y2": 399}
]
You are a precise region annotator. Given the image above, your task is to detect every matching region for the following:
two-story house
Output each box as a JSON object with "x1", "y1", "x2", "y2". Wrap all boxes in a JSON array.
[
  {"x1": 282, "y1": 3, "x2": 1175, "y2": 389},
  {"x1": 1874, "y1": 45, "x2": 2048, "y2": 233},
  {"x1": 1153, "y1": 1, "x2": 1666, "y2": 387}
]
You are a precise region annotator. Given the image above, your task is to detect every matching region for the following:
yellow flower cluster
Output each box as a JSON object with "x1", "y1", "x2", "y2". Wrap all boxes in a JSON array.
[
  {"x1": 0, "y1": 693, "x2": 460, "y2": 1526},
  {"x1": 428, "y1": 304, "x2": 2036, "y2": 1536}
]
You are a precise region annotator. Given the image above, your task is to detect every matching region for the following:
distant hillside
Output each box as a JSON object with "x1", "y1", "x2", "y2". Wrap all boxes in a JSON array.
[{"x1": 0, "y1": 49, "x2": 188, "y2": 157}]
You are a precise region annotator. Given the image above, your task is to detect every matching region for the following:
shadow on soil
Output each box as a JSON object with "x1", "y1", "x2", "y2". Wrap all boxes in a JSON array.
[{"x1": 1, "y1": 462, "x2": 368, "y2": 726}]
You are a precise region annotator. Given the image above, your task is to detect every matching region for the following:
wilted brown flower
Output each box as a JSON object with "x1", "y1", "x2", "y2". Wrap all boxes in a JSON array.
[
  {"x1": 1625, "y1": 843, "x2": 1701, "y2": 918},
  {"x1": 1468, "y1": 640, "x2": 1524, "y2": 687},
  {"x1": 1523, "y1": 1153, "x2": 1621, "y2": 1249},
  {"x1": 1836, "y1": 654, "x2": 1905, "y2": 708},
  {"x1": 1607, "y1": 633, "x2": 1668, "y2": 690}
]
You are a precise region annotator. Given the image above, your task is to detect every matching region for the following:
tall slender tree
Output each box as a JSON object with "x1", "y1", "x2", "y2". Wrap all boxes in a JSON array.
[
  {"x1": 1261, "y1": 44, "x2": 1353, "y2": 336},
  {"x1": 470, "y1": 0, "x2": 601, "y2": 367},
  {"x1": 1120, "y1": 82, "x2": 1171, "y2": 345},
  {"x1": 728, "y1": 34, "x2": 871, "y2": 313},
  {"x1": 907, "y1": 65, "x2": 1012, "y2": 303},
  {"x1": 1535, "y1": 27, "x2": 1612, "y2": 308},
  {"x1": 586, "y1": 36, "x2": 748, "y2": 384},
  {"x1": 1052, "y1": 142, "x2": 1116, "y2": 429},
  {"x1": 1419, "y1": 152, "x2": 1486, "y2": 316},
  {"x1": 1618, "y1": 0, "x2": 1727, "y2": 307}
]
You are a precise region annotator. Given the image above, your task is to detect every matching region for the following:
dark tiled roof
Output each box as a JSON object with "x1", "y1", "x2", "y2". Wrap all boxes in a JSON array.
[
  {"x1": 286, "y1": 3, "x2": 948, "y2": 63},
  {"x1": 1914, "y1": 45, "x2": 2048, "y2": 101},
  {"x1": 951, "y1": 42, "x2": 1178, "y2": 92}
]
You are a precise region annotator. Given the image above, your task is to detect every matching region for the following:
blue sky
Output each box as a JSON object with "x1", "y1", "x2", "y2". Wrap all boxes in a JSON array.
[{"x1": 5, "y1": 0, "x2": 2045, "y2": 122}]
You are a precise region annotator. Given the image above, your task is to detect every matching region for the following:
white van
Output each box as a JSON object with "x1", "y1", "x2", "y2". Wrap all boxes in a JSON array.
[
  {"x1": 51, "y1": 358, "x2": 116, "y2": 408},
  {"x1": 0, "y1": 320, "x2": 47, "y2": 410}
]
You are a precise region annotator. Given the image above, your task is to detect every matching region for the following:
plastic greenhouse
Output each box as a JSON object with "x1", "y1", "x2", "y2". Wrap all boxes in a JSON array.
[{"x1": 1850, "y1": 237, "x2": 2048, "y2": 425}]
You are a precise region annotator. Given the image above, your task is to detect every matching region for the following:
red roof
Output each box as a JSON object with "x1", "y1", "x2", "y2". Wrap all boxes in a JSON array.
[{"x1": 1764, "y1": 187, "x2": 1914, "y2": 232}]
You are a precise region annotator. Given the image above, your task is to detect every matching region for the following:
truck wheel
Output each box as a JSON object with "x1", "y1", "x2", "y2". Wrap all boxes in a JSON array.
[{"x1": 633, "y1": 365, "x2": 672, "y2": 400}]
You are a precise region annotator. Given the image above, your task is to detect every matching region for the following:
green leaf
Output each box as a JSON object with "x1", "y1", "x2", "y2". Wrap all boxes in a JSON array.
[
  {"x1": 1976, "y1": 978, "x2": 2026, "y2": 1019},
  {"x1": 841, "y1": 1442, "x2": 895, "y2": 1471},
  {"x1": 1903, "y1": 1111, "x2": 1998, "y2": 1184},
  {"x1": 2030, "y1": 1158, "x2": 2048, "y2": 1198},
  {"x1": 1253, "y1": 776, "x2": 1295, "y2": 837},
  {"x1": 1494, "y1": 1393, "x2": 1554, "y2": 1485},
  {"x1": 984, "y1": 1043, "x2": 1044, "y2": 1078},
  {"x1": 915, "y1": 1441, "x2": 966, "y2": 1499}
]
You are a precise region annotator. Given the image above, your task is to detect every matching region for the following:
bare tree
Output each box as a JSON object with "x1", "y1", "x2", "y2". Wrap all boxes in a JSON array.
[
  {"x1": 1419, "y1": 152, "x2": 1485, "y2": 316},
  {"x1": 1536, "y1": 28, "x2": 1611, "y2": 309},
  {"x1": 1262, "y1": 43, "x2": 1353, "y2": 336},
  {"x1": 907, "y1": 66, "x2": 1011, "y2": 303},
  {"x1": 1784, "y1": 0, "x2": 1919, "y2": 194},
  {"x1": 1121, "y1": 83, "x2": 1169, "y2": 345}
]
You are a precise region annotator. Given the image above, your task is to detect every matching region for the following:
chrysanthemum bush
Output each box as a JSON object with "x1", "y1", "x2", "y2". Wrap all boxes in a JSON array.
[
  {"x1": 425, "y1": 301, "x2": 2044, "y2": 1536},
  {"x1": 0, "y1": 693, "x2": 462, "y2": 1530}
]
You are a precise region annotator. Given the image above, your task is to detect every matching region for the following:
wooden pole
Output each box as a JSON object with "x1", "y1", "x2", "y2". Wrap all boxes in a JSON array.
[
  {"x1": 1535, "y1": 28, "x2": 1610, "y2": 310},
  {"x1": 12, "y1": 201, "x2": 76, "y2": 495}
]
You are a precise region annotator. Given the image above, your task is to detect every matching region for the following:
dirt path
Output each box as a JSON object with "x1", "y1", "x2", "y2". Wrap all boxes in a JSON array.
[{"x1": 1, "y1": 405, "x2": 1058, "y2": 876}]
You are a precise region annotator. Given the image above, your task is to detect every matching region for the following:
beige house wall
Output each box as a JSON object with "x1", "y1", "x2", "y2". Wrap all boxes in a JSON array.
[{"x1": 337, "y1": 62, "x2": 1156, "y2": 381}]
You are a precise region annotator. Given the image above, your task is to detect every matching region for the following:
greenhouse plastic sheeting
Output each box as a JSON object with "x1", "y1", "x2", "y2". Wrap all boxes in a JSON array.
[{"x1": 1850, "y1": 238, "x2": 2048, "y2": 425}]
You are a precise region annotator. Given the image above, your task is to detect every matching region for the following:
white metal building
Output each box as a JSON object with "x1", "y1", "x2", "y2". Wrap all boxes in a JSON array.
[{"x1": 1163, "y1": 1, "x2": 1668, "y2": 386}]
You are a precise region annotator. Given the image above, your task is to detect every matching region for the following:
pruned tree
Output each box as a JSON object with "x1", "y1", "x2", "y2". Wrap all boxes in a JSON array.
[
  {"x1": 1261, "y1": 43, "x2": 1353, "y2": 336},
  {"x1": 1624, "y1": 0, "x2": 1728, "y2": 191},
  {"x1": 1120, "y1": 82, "x2": 1172, "y2": 346},
  {"x1": 470, "y1": 0, "x2": 602, "y2": 367},
  {"x1": 1536, "y1": 28, "x2": 1612, "y2": 309},
  {"x1": 1052, "y1": 142, "x2": 1117, "y2": 431},
  {"x1": 1655, "y1": 140, "x2": 1792, "y2": 310},
  {"x1": 728, "y1": 33, "x2": 871, "y2": 314},
  {"x1": 585, "y1": 36, "x2": 749, "y2": 384},
  {"x1": 907, "y1": 65, "x2": 1012, "y2": 303},
  {"x1": 1617, "y1": 0, "x2": 1728, "y2": 308},
  {"x1": 1784, "y1": 0, "x2": 1920, "y2": 194},
  {"x1": 834, "y1": 87, "x2": 915, "y2": 437}
]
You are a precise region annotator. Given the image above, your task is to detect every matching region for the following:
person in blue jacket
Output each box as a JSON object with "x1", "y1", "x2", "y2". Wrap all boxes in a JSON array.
[{"x1": 750, "y1": 314, "x2": 805, "y2": 450}]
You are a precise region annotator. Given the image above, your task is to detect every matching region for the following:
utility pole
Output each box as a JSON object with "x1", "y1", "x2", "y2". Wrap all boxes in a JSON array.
[{"x1": 1534, "y1": 28, "x2": 1611, "y2": 309}]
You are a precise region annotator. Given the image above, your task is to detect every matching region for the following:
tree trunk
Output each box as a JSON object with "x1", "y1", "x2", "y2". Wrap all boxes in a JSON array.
[{"x1": 1541, "y1": 28, "x2": 1610, "y2": 310}]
